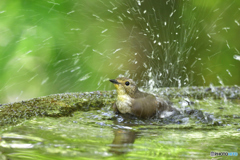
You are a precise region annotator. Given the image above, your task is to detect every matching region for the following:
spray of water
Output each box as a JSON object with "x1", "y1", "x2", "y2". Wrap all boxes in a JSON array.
[{"x1": 0, "y1": 0, "x2": 239, "y2": 103}]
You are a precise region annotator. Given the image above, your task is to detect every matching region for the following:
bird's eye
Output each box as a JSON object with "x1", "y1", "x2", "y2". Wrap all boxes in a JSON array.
[{"x1": 125, "y1": 81, "x2": 130, "y2": 86}]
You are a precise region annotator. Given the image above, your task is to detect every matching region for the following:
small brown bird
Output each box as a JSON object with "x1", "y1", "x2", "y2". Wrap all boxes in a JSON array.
[{"x1": 109, "y1": 77, "x2": 178, "y2": 118}]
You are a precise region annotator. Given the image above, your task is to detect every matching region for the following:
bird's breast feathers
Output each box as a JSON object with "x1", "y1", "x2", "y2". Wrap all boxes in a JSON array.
[{"x1": 116, "y1": 95, "x2": 133, "y2": 114}]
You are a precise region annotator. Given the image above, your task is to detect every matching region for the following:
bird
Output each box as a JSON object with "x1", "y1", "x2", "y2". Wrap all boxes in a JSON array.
[{"x1": 109, "y1": 77, "x2": 179, "y2": 118}]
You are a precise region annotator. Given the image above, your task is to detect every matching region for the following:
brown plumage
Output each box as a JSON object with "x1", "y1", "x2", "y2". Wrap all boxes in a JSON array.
[{"x1": 109, "y1": 77, "x2": 178, "y2": 118}]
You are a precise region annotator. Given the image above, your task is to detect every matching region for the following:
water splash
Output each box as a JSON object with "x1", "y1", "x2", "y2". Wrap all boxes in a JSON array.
[{"x1": 0, "y1": 0, "x2": 240, "y2": 103}]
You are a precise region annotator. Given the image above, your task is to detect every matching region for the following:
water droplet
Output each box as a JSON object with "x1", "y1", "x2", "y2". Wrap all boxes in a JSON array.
[
  {"x1": 78, "y1": 73, "x2": 91, "y2": 81},
  {"x1": 233, "y1": 55, "x2": 240, "y2": 61}
]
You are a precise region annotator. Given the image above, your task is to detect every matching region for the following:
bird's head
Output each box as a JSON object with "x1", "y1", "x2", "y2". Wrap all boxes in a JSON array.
[{"x1": 109, "y1": 77, "x2": 138, "y2": 98}]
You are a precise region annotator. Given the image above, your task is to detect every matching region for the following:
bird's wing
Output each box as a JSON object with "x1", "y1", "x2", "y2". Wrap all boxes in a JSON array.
[{"x1": 130, "y1": 95, "x2": 158, "y2": 118}]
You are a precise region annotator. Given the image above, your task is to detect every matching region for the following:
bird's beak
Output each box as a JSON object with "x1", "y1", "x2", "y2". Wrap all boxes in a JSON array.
[{"x1": 109, "y1": 79, "x2": 121, "y2": 84}]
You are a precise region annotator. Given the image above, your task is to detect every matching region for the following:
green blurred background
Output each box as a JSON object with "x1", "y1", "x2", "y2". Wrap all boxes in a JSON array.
[{"x1": 0, "y1": 0, "x2": 240, "y2": 103}]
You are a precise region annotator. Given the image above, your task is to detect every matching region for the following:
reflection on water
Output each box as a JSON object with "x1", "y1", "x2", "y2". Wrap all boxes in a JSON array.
[
  {"x1": 109, "y1": 129, "x2": 137, "y2": 154},
  {"x1": 0, "y1": 99, "x2": 239, "y2": 159}
]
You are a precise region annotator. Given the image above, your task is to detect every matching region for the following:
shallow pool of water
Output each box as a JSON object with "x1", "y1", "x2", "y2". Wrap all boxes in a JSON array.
[{"x1": 0, "y1": 99, "x2": 239, "y2": 159}]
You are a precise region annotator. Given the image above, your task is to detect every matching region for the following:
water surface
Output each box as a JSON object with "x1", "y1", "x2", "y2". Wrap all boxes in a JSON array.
[{"x1": 0, "y1": 99, "x2": 239, "y2": 159}]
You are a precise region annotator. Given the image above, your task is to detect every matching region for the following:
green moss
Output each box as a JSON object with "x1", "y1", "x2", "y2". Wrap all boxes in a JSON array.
[
  {"x1": 0, "y1": 91, "x2": 116, "y2": 126},
  {"x1": 0, "y1": 86, "x2": 239, "y2": 127}
]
